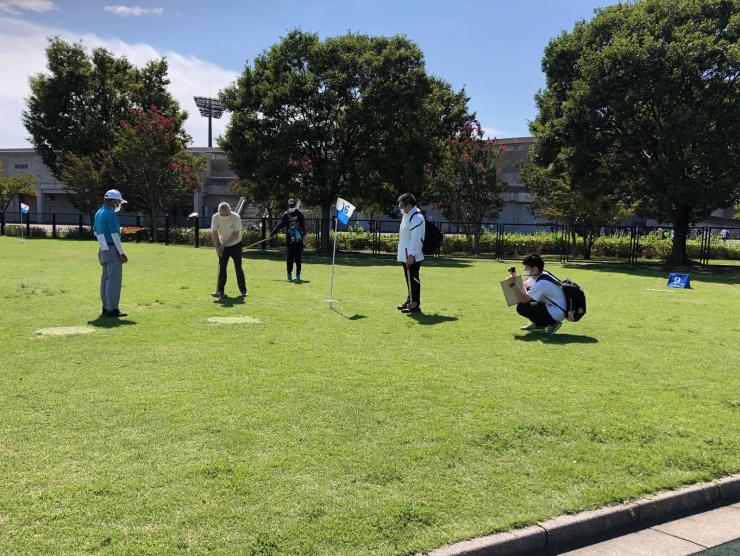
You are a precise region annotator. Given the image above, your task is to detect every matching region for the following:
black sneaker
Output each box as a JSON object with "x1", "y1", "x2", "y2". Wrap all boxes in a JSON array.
[
  {"x1": 239, "y1": 290, "x2": 248, "y2": 297},
  {"x1": 397, "y1": 302, "x2": 409, "y2": 310},
  {"x1": 106, "y1": 309, "x2": 128, "y2": 318},
  {"x1": 211, "y1": 291, "x2": 224, "y2": 298},
  {"x1": 401, "y1": 304, "x2": 420, "y2": 314}
]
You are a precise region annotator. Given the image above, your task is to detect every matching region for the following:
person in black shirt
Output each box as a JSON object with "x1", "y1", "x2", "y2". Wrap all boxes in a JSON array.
[{"x1": 270, "y1": 198, "x2": 306, "y2": 281}]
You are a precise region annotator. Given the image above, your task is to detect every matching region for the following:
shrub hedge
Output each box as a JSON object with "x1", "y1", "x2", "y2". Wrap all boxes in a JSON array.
[{"x1": 2, "y1": 224, "x2": 738, "y2": 261}]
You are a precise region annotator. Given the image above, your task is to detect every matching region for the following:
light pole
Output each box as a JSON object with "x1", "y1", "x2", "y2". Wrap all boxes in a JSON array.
[{"x1": 193, "y1": 96, "x2": 226, "y2": 148}]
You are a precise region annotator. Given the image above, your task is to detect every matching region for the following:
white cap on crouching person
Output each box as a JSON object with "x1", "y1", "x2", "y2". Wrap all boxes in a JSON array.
[{"x1": 104, "y1": 189, "x2": 127, "y2": 203}]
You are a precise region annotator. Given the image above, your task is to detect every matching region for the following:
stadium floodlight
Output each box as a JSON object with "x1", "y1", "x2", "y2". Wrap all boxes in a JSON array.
[{"x1": 193, "y1": 96, "x2": 226, "y2": 148}]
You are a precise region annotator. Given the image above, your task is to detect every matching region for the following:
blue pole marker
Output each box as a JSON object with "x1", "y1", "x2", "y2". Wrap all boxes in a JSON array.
[{"x1": 667, "y1": 273, "x2": 690, "y2": 288}]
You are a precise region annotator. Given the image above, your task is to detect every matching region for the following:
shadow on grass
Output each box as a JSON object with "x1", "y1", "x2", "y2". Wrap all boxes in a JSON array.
[
  {"x1": 86, "y1": 317, "x2": 137, "y2": 328},
  {"x1": 243, "y1": 249, "x2": 473, "y2": 268},
  {"x1": 559, "y1": 261, "x2": 740, "y2": 285},
  {"x1": 330, "y1": 307, "x2": 367, "y2": 321},
  {"x1": 514, "y1": 332, "x2": 598, "y2": 344},
  {"x1": 213, "y1": 295, "x2": 245, "y2": 307},
  {"x1": 406, "y1": 312, "x2": 459, "y2": 325}
]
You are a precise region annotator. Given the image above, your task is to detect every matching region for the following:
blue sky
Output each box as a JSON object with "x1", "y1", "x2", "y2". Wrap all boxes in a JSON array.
[{"x1": 0, "y1": 0, "x2": 621, "y2": 147}]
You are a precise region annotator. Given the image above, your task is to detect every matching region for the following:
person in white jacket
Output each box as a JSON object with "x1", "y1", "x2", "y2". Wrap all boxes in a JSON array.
[{"x1": 396, "y1": 193, "x2": 425, "y2": 313}]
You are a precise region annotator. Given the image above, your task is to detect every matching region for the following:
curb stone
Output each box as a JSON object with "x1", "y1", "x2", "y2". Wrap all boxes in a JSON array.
[{"x1": 426, "y1": 473, "x2": 740, "y2": 556}]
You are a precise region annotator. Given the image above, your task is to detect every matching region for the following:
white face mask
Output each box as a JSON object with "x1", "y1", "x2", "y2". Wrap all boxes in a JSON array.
[
  {"x1": 288, "y1": 207, "x2": 296, "y2": 213},
  {"x1": 523, "y1": 270, "x2": 532, "y2": 276},
  {"x1": 114, "y1": 204, "x2": 121, "y2": 213}
]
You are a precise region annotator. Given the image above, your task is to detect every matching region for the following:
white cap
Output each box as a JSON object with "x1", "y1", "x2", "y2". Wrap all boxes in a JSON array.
[{"x1": 104, "y1": 189, "x2": 127, "y2": 203}]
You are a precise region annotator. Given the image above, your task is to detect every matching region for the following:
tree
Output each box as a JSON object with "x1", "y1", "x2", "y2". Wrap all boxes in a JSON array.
[
  {"x1": 520, "y1": 161, "x2": 634, "y2": 258},
  {"x1": 59, "y1": 153, "x2": 107, "y2": 223},
  {"x1": 427, "y1": 120, "x2": 507, "y2": 250},
  {"x1": 105, "y1": 108, "x2": 206, "y2": 239},
  {"x1": 530, "y1": 0, "x2": 740, "y2": 264},
  {"x1": 23, "y1": 38, "x2": 186, "y2": 216},
  {"x1": 0, "y1": 162, "x2": 36, "y2": 216},
  {"x1": 219, "y1": 30, "x2": 469, "y2": 252}
]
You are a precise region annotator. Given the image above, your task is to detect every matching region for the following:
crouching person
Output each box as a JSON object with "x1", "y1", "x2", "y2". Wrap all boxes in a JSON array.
[{"x1": 510, "y1": 253, "x2": 566, "y2": 335}]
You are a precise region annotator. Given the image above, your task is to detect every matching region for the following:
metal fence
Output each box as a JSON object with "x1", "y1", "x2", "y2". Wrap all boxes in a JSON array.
[{"x1": 1, "y1": 211, "x2": 738, "y2": 268}]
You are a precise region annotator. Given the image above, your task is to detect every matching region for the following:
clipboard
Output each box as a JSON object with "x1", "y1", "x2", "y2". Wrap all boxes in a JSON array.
[{"x1": 500, "y1": 275, "x2": 523, "y2": 306}]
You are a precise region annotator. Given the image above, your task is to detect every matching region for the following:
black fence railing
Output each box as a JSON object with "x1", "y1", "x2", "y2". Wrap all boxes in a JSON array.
[{"x1": 1, "y1": 212, "x2": 738, "y2": 268}]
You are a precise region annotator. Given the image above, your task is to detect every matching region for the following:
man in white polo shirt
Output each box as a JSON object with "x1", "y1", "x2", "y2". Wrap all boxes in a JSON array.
[
  {"x1": 211, "y1": 202, "x2": 247, "y2": 298},
  {"x1": 509, "y1": 252, "x2": 566, "y2": 335}
]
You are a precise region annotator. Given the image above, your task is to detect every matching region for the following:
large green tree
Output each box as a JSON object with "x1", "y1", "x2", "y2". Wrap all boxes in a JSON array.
[
  {"x1": 105, "y1": 108, "x2": 205, "y2": 240},
  {"x1": 427, "y1": 120, "x2": 507, "y2": 250},
  {"x1": 520, "y1": 161, "x2": 634, "y2": 258},
  {"x1": 23, "y1": 38, "x2": 186, "y2": 215},
  {"x1": 219, "y1": 30, "x2": 469, "y2": 252},
  {"x1": 530, "y1": 0, "x2": 740, "y2": 264}
]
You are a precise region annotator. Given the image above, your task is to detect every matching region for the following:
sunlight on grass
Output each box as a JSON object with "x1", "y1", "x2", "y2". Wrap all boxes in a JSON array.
[{"x1": 1, "y1": 237, "x2": 739, "y2": 555}]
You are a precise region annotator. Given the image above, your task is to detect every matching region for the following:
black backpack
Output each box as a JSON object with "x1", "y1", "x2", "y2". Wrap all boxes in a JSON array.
[
  {"x1": 537, "y1": 272, "x2": 587, "y2": 322},
  {"x1": 422, "y1": 220, "x2": 444, "y2": 255}
]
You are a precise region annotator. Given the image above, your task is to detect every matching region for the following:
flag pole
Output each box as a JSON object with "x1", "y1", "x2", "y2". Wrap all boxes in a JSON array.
[{"x1": 327, "y1": 215, "x2": 339, "y2": 308}]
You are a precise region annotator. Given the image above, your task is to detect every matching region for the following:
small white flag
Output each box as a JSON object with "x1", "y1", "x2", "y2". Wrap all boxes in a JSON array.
[{"x1": 20, "y1": 203, "x2": 29, "y2": 214}]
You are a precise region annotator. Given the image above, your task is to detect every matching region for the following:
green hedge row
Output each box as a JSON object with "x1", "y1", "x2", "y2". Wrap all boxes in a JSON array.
[{"x1": 3, "y1": 225, "x2": 738, "y2": 260}]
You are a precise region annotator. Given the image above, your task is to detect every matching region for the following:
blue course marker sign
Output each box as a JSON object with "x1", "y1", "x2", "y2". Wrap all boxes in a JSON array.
[{"x1": 667, "y1": 273, "x2": 690, "y2": 288}]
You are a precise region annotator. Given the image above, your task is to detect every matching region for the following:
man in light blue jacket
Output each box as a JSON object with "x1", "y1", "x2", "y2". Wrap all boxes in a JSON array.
[
  {"x1": 396, "y1": 193, "x2": 425, "y2": 314},
  {"x1": 94, "y1": 189, "x2": 129, "y2": 318}
]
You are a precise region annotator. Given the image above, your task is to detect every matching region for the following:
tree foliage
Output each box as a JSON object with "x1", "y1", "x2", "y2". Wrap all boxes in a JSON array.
[
  {"x1": 0, "y1": 162, "x2": 37, "y2": 214},
  {"x1": 105, "y1": 108, "x2": 205, "y2": 237},
  {"x1": 530, "y1": 0, "x2": 740, "y2": 264},
  {"x1": 220, "y1": 30, "x2": 469, "y2": 251},
  {"x1": 23, "y1": 38, "x2": 187, "y2": 215},
  {"x1": 427, "y1": 120, "x2": 506, "y2": 248},
  {"x1": 59, "y1": 153, "x2": 106, "y2": 221}
]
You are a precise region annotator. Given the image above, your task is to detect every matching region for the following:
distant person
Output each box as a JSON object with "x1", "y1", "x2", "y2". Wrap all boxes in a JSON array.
[
  {"x1": 270, "y1": 198, "x2": 306, "y2": 282},
  {"x1": 93, "y1": 189, "x2": 129, "y2": 318},
  {"x1": 720, "y1": 228, "x2": 730, "y2": 241},
  {"x1": 211, "y1": 202, "x2": 247, "y2": 298},
  {"x1": 508, "y1": 253, "x2": 566, "y2": 335},
  {"x1": 396, "y1": 193, "x2": 425, "y2": 314},
  {"x1": 656, "y1": 227, "x2": 665, "y2": 240}
]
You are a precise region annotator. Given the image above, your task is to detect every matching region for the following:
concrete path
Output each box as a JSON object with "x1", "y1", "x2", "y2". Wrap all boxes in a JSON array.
[
  {"x1": 428, "y1": 474, "x2": 740, "y2": 555},
  {"x1": 561, "y1": 502, "x2": 740, "y2": 555}
]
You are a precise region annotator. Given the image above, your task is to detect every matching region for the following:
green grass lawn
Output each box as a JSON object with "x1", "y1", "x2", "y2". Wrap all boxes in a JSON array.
[{"x1": 1, "y1": 237, "x2": 739, "y2": 555}]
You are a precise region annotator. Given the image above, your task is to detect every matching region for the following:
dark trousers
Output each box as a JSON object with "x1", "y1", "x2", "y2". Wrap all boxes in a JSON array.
[
  {"x1": 402, "y1": 261, "x2": 421, "y2": 306},
  {"x1": 217, "y1": 243, "x2": 246, "y2": 293},
  {"x1": 516, "y1": 301, "x2": 556, "y2": 326},
  {"x1": 287, "y1": 243, "x2": 302, "y2": 274}
]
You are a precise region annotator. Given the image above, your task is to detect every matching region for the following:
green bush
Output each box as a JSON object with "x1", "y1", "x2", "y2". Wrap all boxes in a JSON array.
[
  {"x1": 498, "y1": 232, "x2": 562, "y2": 256},
  {"x1": 3, "y1": 223, "x2": 738, "y2": 261},
  {"x1": 1, "y1": 224, "x2": 48, "y2": 238}
]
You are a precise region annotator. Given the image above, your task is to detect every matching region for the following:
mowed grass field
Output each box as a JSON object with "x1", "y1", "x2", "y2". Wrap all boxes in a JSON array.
[{"x1": 1, "y1": 236, "x2": 739, "y2": 555}]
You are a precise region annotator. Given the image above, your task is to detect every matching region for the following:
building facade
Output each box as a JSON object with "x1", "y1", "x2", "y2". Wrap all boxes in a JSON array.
[{"x1": 1, "y1": 139, "x2": 735, "y2": 226}]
